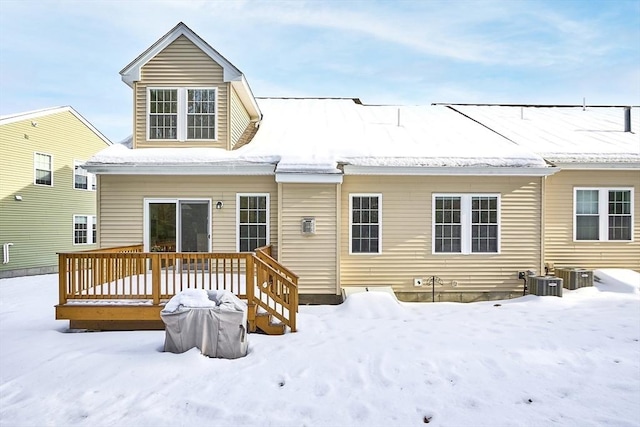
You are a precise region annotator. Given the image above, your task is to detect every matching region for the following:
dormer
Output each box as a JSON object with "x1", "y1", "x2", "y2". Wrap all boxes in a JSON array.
[{"x1": 120, "y1": 22, "x2": 261, "y2": 150}]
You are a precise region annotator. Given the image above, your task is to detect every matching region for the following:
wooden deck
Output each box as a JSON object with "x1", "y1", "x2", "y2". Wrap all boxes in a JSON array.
[{"x1": 56, "y1": 245, "x2": 298, "y2": 334}]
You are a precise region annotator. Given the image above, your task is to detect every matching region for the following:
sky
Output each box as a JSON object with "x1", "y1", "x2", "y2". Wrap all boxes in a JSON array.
[
  {"x1": 0, "y1": 269, "x2": 638, "y2": 426},
  {"x1": 0, "y1": 0, "x2": 639, "y2": 143}
]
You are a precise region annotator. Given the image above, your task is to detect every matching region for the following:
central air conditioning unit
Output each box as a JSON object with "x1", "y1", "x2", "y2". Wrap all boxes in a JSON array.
[
  {"x1": 555, "y1": 268, "x2": 594, "y2": 290},
  {"x1": 527, "y1": 276, "x2": 563, "y2": 297}
]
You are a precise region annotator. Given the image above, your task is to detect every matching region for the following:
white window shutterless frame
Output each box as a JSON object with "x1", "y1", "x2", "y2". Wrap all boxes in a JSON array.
[
  {"x1": 432, "y1": 194, "x2": 500, "y2": 254},
  {"x1": 147, "y1": 88, "x2": 217, "y2": 141}
]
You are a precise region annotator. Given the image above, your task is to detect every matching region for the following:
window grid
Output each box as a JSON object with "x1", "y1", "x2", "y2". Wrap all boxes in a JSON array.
[
  {"x1": 149, "y1": 89, "x2": 178, "y2": 139},
  {"x1": 238, "y1": 195, "x2": 268, "y2": 252},
  {"x1": 35, "y1": 153, "x2": 52, "y2": 186},
  {"x1": 471, "y1": 196, "x2": 498, "y2": 253},
  {"x1": 187, "y1": 89, "x2": 216, "y2": 139},
  {"x1": 351, "y1": 195, "x2": 380, "y2": 254},
  {"x1": 434, "y1": 196, "x2": 461, "y2": 253},
  {"x1": 74, "y1": 216, "x2": 88, "y2": 244},
  {"x1": 608, "y1": 190, "x2": 631, "y2": 240}
]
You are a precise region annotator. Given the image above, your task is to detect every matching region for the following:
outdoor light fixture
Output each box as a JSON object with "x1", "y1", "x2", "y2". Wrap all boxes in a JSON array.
[
  {"x1": 216, "y1": 201, "x2": 223, "y2": 209},
  {"x1": 14, "y1": 195, "x2": 22, "y2": 201}
]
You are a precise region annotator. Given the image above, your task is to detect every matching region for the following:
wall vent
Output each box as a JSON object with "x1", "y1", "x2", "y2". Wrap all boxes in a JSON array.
[{"x1": 301, "y1": 217, "x2": 316, "y2": 235}]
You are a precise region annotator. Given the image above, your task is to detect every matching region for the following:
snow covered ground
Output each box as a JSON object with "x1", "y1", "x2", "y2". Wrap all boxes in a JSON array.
[{"x1": 1, "y1": 270, "x2": 639, "y2": 427}]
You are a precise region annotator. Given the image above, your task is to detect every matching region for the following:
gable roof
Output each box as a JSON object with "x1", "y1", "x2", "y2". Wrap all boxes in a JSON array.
[
  {"x1": 120, "y1": 22, "x2": 261, "y2": 120},
  {"x1": 445, "y1": 104, "x2": 640, "y2": 169},
  {"x1": 0, "y1": 106, "x2": 112, "y2": 146}
]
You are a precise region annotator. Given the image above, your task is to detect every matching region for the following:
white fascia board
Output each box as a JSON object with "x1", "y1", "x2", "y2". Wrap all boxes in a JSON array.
[
  {"x1": 231, "y1": 77, "x2": 262, "y2": 120},
  {"x1": 83, "y1": 163, "x2": 275, "y2": 176},
  {"x1": 550, "y1": 162, "x2": 640, "y2": 170},
  {"x1": 343, "y1": 165, "x2": 559, "y2": 177},
  {"x1": 121, "y1": 23, "x2": 243, "y2": 87},
  {"x1": 276, "y1": 173, "x2": 344, "y2": 184}
]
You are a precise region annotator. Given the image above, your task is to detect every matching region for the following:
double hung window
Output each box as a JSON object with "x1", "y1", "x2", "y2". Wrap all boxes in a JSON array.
[
  {"x1": 148, "y1": 88, "x2": 217, "y2": 141},
  {"x1": 74, "y1": 161, "x2": 95, "y2": 190},
  {"x1": 34, "y1": 153, "x2": 52, "y2": 186},
  {"x1": 575, "y1": 188, "x2": 633, "y2": 241},
  {"x1": 433, "y1": 194, "x2": 499, "y2": 254},
  {"x1": 350, "y1": 194, "x2": 381, "y2": 254},
  {"x1": 74, "y1": 215, "x2": 96, "y2": 245},
  {"x1": 237, "y1": 194, "x2": 269, "y2": 252}
]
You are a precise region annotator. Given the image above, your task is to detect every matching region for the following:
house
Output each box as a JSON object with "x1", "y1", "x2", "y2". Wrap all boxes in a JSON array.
[
  {"x1": 55, "y1": 22, "x2": 638, "y2": 332},
  {"x1": 0, "y1": 106, "x2": 112, "y2": 278},
  {"x1": 444, "y1": 104, "x2": 640, "y2": 272}
]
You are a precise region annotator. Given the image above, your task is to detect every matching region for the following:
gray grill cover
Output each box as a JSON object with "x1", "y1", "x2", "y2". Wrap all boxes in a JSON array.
[{"x1": 161, "y1": 290, "x2": 248, "y2": 359}]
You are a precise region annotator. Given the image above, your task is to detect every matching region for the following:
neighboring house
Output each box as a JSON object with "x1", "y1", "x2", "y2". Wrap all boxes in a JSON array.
[
  {"x1": 81, "y1": 22, "x2": 637, "y2": 305},
  {"x1": 446, "y1": 105, "x2": 640, "y2": 273},
  {"x1": 0, "y1": 106, "x2": 112, "y2": 278}
]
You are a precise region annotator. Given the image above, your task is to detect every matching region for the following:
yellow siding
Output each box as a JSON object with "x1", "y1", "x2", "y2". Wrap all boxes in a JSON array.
[
  {"x1": 544, "y1": 170, "x2": 640, "y2": 271},
  {"x1": 230, "y1": 86, "x2": 250, "y2": 149},
  {"x1": 99, "y1": 175, "x2": 278, "y2": 254},
  {"x1": 0, "y1": 111, "x2": 108, "y2": 276},
  {"x1": 279, "y1": 184, "x2": 337, "y2": 294},
  {"x1": 134, "y1": 35, "x2": 229, "y2": 149},
  {"x1": 339, "y1": 175, "x2": 543, "y2": 295}
]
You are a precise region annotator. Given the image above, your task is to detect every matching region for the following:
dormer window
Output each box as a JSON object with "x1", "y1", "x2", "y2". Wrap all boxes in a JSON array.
[{"x1": 148, "y1": 88, "x2": 217, "y2": 141}]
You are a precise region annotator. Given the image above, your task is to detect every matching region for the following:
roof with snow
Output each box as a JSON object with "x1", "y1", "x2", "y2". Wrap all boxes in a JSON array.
[
  {"x1": 85, "y1": 99, "x2": 553, "y2": 177},
  {"x1": 446, "y1": 105, "x2": 640, "y2": 167}
]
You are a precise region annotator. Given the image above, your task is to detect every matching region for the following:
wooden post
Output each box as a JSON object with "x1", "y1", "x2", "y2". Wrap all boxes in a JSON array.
[
  {"x1": 246, "y1": 254, "x2": 256, "y2": 332},
  {"x1": 58, "y1": 254, "x2": 67, "y2": 305},
  {"x1": 151, "y1": 253, "x2": 160, "y2": 306},
  {"x1": 289, "y1": 284, "x2": 297, "y2": 332}
]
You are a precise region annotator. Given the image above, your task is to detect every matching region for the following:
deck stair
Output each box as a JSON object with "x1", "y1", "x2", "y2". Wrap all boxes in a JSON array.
[{"x1": 255, "y1": 308, "x2": 286, "y2": 335}]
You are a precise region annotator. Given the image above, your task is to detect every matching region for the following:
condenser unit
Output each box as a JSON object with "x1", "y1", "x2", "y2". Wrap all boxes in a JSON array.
[
  {"x1": 555, "y1": 268, "x2": 593, "y2": 290},
  {"x1": 527, "y1": 276, "x2": 563, "y2": 297}
]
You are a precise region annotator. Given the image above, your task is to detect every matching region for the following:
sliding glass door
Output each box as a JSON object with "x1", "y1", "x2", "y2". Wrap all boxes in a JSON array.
[{"x1": 146, "y1": 199, "x2": 210, "y2": 253}]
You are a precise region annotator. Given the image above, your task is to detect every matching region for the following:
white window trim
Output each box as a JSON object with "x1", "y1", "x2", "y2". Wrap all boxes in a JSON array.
[
  {"x1": 349, "y1": 193, "x2": 383, "y2": 255},
  {"x1": 34, "y1": 152, "x2": 53, "y2": 187},
  {"x1": 236, "y1": 193, "x2": 270, "y2": 252},
  {"x1": 73, "y1": 160, "x2": 96, "y2": 191},
  {"x1": 432, "y1": 193, "x2": 501, "y2": 255},
  {"x1": 73, "y1": 215, "x2": 96, "y2": 245},
  {"x1": 573, "y1": 187, "x2": 634, "y2": 242},
  {"x1": 146, "y1": 87, "x2": 218, "y2": 142},
  {"x1": 143, "y1": 198, "x2": 212, "y2": 252}
]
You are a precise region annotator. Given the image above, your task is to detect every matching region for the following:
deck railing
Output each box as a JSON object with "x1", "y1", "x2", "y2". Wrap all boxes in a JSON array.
[{"x1": 58, "y1": 244, "x2": 298, "y2": 332}]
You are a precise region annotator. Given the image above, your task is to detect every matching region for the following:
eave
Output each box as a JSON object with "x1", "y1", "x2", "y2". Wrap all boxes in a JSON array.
[
  {"x1": 83, "y1": 163, "x2": 275, "y2": 176},
  {"x1": 343, "y1": 165, "x2": 558, "y2": 176},
  {"x1": 549, "y1": 162, "x2": 640, "y2": 170}
]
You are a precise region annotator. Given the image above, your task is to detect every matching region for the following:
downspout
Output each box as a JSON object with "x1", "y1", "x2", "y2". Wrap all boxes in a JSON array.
[
  {"x1": 277, "y1": 182, "x2": 283, "y2": 260},
  {"x1": 540, "y1": 175, "x2": 546, "y2": 278},
  {"x1": 335, "y1": 182, "x2": 342, "y2": 296},
  {"x1": 96, "y1": 174, "x2": 101, "y2": 248}
]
